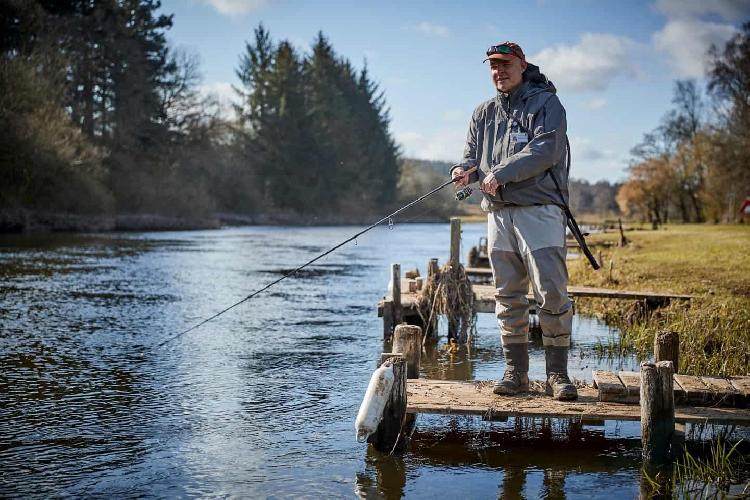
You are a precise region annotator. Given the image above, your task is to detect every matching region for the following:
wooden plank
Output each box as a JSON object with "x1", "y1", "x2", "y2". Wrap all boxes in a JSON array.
[
  {"x1": 728, "y1": 377, "x2": 750, "y2": 398},
  {"x1": 700, "y1": 376, "x2": 738, "y2": 406},
  {"x1": 729, "y1": 377, "x2": 750, "y2": 408},
  {"x1": 674, "y1": 374, "x2": 710, "y2": 405},
  {"x1": 592, "y1": 370, "x2": 627, "y2": 402},
  {"x1": 618, "y1": 371, "x2": 641, "y2": 403},
  {"x1": 405, "y1": 379, "x2": 750, "y2": 426}
]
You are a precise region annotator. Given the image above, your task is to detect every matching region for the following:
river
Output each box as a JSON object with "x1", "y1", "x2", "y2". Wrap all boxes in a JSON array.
[{"x1": 1, "y1": 223, "x2": 647, "y2": 498}]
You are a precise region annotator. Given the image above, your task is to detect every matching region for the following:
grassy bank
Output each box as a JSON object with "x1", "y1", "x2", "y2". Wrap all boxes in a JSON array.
[{"x1": 568, "y1": 223, "x2": 750, "y2": 377}]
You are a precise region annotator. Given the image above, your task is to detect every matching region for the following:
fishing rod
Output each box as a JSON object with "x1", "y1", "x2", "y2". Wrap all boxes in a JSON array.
[{"x1": 156, "y1": 166, "x2": 478, "y2": 348}]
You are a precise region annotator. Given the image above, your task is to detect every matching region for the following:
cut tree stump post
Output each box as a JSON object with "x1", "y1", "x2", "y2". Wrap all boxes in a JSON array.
[
  {"x1": 368, "y1": 354, "x2": 407, "y2": 454},
  {"x1": 391, "y1": 263, "x2": 402, "y2": 327},
  {"x1": 640, "y1": 361, "x2": 675, "y2": 465},
  {"x1": 450, "y1": 217, "x2": 461, "y2": 270},
  {"x1": 654, "y1": 330, "x2": 679, "y2": 374},
  {"x1": 393, "y1": 324, "x2": 422, "y2": 379}
]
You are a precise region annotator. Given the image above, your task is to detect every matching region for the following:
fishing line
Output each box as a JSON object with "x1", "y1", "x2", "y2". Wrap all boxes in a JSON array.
[{"x1": 156, "y1": 169, "x2": 475, "y2": 348}]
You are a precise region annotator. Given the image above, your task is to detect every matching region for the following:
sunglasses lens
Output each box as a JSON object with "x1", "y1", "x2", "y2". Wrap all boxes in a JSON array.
[{"x1": 487, "y1": 45, "x2": 512, "y2": 56}]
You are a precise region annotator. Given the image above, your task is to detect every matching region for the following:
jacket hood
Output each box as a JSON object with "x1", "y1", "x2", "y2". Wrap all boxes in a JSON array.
[{"x1": 521, "y1": 63, "x2": 556, "y2": 96}]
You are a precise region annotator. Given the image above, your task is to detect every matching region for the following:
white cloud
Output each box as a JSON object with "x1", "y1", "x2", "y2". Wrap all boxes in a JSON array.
[
  {"x1": 652, "y1": 16, "x2": 739, "y2": 78},
  {"x1": 569, "y1": 135, "x2": 607, "y2": 161},
  {"x1": 396, "y1": 128, "x2": 465, "y2": 161},
  {"x1": 197, "y1": 0, "x2": 269, "y2": 15},
  {"x1": 584, "y1": 97, "x2": 607, "y2": 110},
  {"x1": 568, "y1": 136, "x2": 626, "y2": 181},
  {"x1": 655, "y1": 0, "x2": 750, "y2": 21},
  {"x1": 198, "y1": 81, "x2": 240, "y2": 119},
  {"x1": 530, "y1": 33, "x2": 638, "y2": 93},
  {"x1": 414, "y1": 22, "x2": 450, "y2": 37}
]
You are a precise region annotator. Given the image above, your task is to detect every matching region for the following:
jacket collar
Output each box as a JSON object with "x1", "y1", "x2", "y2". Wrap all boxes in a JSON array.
[{"x1": 496, "y1": 80, "x2": 529, "y2": 110}]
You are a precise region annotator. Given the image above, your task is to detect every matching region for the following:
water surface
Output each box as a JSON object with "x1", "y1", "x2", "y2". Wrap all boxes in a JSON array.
[{"x1": 1, "y1": 223, "x2": 645, "y2": 498}]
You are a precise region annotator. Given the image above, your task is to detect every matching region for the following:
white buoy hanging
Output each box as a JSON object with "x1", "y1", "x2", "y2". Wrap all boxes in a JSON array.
[{"x1": 354, "y1": 361, "x2": 395, "y2": 443}]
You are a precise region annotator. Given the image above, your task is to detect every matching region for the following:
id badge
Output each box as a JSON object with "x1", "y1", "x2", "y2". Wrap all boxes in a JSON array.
[{"x1": 511, "y1": 132, "x2": 528, "y2": 144}]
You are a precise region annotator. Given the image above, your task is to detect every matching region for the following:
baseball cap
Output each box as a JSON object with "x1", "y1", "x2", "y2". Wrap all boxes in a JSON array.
[{"x1": 483, "y1": 42, "x2": 525, "y2": 63}]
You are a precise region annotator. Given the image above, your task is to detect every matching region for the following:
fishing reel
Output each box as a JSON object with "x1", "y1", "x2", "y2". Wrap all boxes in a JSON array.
[{"x1": 455, "y1": 186, "x2": 473, "y2": 201}]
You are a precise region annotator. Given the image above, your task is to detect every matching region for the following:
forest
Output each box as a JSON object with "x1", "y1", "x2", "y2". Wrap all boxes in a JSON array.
[{"x1": 2, "y1": 2, "x2": 748, "y2": 230}]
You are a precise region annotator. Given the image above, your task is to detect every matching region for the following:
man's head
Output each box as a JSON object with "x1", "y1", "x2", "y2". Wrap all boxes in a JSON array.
[{"x1": 484, "y1": 42, "x2": 527, "y2": 93}]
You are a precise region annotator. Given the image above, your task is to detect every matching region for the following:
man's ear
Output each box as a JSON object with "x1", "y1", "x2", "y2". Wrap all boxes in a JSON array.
[{"x1": 520, "y1": 60, "x2": 528, "y2": 71}]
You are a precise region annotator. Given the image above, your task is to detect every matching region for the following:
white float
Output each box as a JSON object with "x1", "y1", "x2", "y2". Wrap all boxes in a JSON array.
[{"x1": 354, "y1": 361, "x2": 395, "y2": 443}]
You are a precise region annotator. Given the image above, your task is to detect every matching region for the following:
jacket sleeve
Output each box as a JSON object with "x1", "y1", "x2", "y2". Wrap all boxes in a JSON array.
[
  {"x1": 490, "y1": 94, "x2": 567, "y2": 185},
  {"x1": 449, "y1": 105, "x2": 482, "y2": 184}
]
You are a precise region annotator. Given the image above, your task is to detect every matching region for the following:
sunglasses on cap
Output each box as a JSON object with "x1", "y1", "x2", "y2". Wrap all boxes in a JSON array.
[{"x1": 486, "y1": 44, "x2": 523, "y2": 59}]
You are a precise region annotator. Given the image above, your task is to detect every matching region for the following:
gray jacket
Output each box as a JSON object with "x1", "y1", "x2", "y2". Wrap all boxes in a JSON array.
[{"x1": 452, "y1": 64, "x2": 569, "y2": 211}]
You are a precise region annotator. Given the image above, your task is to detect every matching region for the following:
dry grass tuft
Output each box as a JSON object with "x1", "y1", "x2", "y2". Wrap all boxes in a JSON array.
[{"x1": 416, "y1": 261, "x2": 476, "y2": 342}]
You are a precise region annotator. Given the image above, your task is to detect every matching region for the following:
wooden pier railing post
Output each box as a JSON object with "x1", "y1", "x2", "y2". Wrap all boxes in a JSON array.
[
  {"x1": 427, "y1": 258, "x2": 439, "y2": 278},
  {"x1": 450, "y1": 217, "x2": 461, "y2": 269},
  {"x1": 654, "y1": 330, "x2": 679, "y2": 374},
  {"x1": 382, "y1": 299, "x2": 394, "y2": 340},
  {"x1": 393, "y1": 324, "x2": 422, "y2": 379},
  {"x1": 391, "y1": 263, "x2": 402, "y2": 327},
  {"x1": 368, "y1": 354, "x2": 407, "y2": 454},
  {"x1": 640, "y1": 360, "x2": 675, "y2": 465}
]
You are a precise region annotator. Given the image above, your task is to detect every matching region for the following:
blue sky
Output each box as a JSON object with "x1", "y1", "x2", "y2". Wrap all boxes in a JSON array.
[{"x1": 159, "y1": 0, "x2": 749, "y2": 182}]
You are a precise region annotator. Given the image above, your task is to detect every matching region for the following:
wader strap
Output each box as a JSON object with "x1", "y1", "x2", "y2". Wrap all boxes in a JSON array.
[{"x1": 503, "y1": 101, "x2": 600, "y2": 270}]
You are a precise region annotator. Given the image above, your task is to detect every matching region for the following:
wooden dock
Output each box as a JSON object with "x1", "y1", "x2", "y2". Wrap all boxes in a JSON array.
[
  {"x1": 593, "y1": 370, "x2": 750, "y2": 406},
  {"x1": 363, "y1": 324, "x2": 750, "y2": 462},
  {"x1": 363, "y1": 219, "x2": 747, "y2": 466},
  {"x1": 406, "y1": 379, "x2": 750, "y2": 426},
  {"x1": 378, "y1": 281, "x2": 692, "y2": 316}
]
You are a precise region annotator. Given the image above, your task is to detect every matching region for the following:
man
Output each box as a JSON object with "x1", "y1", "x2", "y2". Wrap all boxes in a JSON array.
[{"x1": 451, "y1": 41, "x2": 577, "y2": 400}]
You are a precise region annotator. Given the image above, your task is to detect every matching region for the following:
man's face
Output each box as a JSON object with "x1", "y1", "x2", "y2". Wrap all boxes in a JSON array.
[{"x1": 489, "y1": 56, "x2": 526, "y2": 93}]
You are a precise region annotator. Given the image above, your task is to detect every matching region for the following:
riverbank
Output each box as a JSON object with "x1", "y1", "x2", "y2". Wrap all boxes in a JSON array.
[
  {"x1": 0, "y1": 208, "x2": 455, "y2": 233},
  {"x1": 568, "y1": 223, "x2": 750, "y2": 377}
]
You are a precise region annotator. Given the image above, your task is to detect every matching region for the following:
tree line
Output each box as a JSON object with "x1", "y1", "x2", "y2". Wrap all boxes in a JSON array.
[
  {"x1": 617, "y1": 23, "x2": 750, "y2": 224},
  {"x1": 0, "y1": 1, "x2": 400, "y2": 223}
]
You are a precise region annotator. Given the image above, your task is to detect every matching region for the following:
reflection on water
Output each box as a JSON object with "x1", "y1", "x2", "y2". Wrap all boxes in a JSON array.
[{"x1": 1, "y1": 224, "x2": 647, "y2": 497}]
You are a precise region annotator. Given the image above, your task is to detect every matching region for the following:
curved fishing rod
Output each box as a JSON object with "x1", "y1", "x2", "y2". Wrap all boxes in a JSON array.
[{"x1": 155, "y1": 167, "x2": 477, "y2": 348}]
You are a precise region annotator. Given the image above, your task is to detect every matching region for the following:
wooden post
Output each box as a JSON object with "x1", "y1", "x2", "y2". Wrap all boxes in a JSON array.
[
  {"x1": 450, "y1": 217, "x2": 461, "y2": 269},
  {"x1": 382, "y1": 299, "x2": 394, "y2": 340},
  {"x1": 392, "y1": 324, "x2": 422, "y2": 379},
  {"x1": 391, "y1": 263, "x2": 402, "y2": 327},
  {"x1": 368, "y1": 355, "x2": 407, "y2": 454},
  {"x1": 654, "y1": 330, "x2": 679, "y2": 374},
  {"x1": 427, "y1": 258, "x2": 439, "y2": 278},
  {"x1": 425, "y1": 258, "x2": 440, "y2": 338},
  {"x1": 640, "y1": 361, "x2": 675, "y2": 465}
]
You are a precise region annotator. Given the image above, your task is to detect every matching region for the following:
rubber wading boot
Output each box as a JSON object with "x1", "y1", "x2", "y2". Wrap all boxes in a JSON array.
[
  {"x1": 545, "y1": 346, "x2": 578, "y2": 401},
  {"x1": 493, "y1": 343, "x2": 529, "y2": 395}
]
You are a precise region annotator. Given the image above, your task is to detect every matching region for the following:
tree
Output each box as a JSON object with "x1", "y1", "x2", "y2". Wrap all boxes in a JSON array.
[{"x1": 706, "y1": 22, "x2": 750, "y2": 222}]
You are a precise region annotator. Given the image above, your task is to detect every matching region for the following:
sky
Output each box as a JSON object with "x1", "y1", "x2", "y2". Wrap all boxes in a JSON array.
[{"x1": 158, "y1": 0, "x2": 749, "y2": 182}]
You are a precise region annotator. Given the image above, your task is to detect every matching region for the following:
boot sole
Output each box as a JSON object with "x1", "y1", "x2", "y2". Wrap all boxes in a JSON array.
[
  {"x1": 493, "y1": 384, "x2": 530, "y2": 395},
  {"x1": 545, "y1": 383, "x2": 578, "y2": 401}
]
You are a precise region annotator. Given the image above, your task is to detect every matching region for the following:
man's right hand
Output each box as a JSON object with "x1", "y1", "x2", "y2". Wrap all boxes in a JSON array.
[{"x1": 451, "y1": 168, "x2": 468, "y2": 187}]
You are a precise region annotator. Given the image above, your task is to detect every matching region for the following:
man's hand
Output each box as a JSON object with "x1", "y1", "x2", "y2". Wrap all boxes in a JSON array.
[
  {"x1": 451, "y1": 168, "x2": 468, "y2": 187},
  {"x1": 481, "y1": 174, "x2": 499, "y2": 196}
]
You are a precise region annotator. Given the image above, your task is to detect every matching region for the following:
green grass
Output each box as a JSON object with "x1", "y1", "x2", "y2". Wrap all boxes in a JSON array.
[
  {"x1": 674, "y1": 439, "x2": 746, "y2": 497},
  {"x1": 569, "y1": 224, "x2": 750, "y2": 377}
]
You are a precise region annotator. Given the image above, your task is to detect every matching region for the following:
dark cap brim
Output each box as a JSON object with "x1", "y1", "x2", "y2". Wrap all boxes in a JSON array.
[{"x1": 483, "y1": 53, "x2": 519, "y2": 63}]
